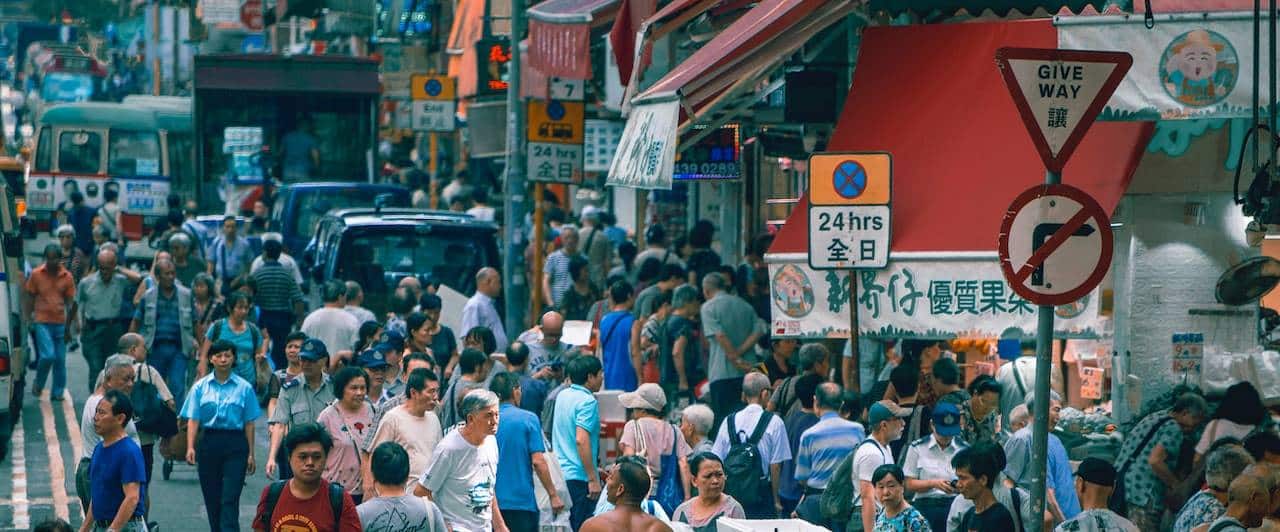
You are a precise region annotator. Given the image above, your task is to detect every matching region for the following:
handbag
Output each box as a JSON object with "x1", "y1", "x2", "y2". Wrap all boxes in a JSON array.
[
  {"x1": 653, "y1": 424, "x2": 685, "y2": 515},
  {"x1": 132, "y1": 364, "x2": 179, "y2": 437}
]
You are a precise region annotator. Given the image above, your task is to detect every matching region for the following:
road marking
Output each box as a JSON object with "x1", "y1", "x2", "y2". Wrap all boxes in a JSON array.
[
  {"x1": 62, "y1": 390, "x2": 83, "y2": 464},
  {"x1": 11, "y1": 414, "x2": 28, "y2": 530},
  {"x1": 39, "y1": 391, "x2": 71, "y2": 522}
]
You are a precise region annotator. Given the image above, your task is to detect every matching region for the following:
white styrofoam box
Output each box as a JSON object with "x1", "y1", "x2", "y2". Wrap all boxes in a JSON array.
[{"x1": 716, "y1": 518, "x2": 831, "y2": 532}]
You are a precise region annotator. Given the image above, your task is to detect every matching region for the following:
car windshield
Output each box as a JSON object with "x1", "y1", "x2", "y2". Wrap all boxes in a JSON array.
[
  {"x1": 337, "y1": 228, "x2": 490, "y2": 294},
  {"x1": 40, "y1": 72, "x2": 94, "y2": 102},
  {"x1": 294, "y1": 188, "x2": 406, "y2": 239}
]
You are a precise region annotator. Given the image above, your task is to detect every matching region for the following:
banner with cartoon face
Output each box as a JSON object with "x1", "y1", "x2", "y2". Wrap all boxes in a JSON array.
[
  {"x1": 767, "y1": 257, "x2": 1104, "y2": 340},
  {"x1": 1059, "y1": 14, "x2": 1273, "y2": 120}
]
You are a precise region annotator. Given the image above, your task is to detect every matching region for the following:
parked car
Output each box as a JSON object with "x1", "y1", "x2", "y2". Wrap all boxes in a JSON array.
[
  {"x1": 0, "y1": 176, "x2": 28, "y2": 461},
  {"x1": 270, "y1": 182, "x2": 411, "y2": 258},
  {"x1": 302, "y1": 208, "x2": 499, "y2": 317}
]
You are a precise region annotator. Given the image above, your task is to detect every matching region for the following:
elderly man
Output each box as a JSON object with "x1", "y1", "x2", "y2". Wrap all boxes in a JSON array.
[
  {"x1": 130, "y1": 258, "x2": 197, "y2": 401},
  {"x1": 27, "y1": 243, "x2": 77, "y2": 400},
  {"x1": 76, "y1": 248, "x2": 134, "y2": 393},
  {"x1": 1173, "y1": 444, "x2": 1256, "y2": 531},
  {"x1": 1004, "y1": 392, "x2": 1080, "y2": 521},
  {"x1": 461, "y1": 267, "x2": 507, "y2": 349},
  {"x1": 518, "y1": 311, "x2": 572, "y2": 375},
  {"x1": 680, "y1": 404, "x2": 715, "y2": 456},
  {"x1": 167, "y1": 233, "x2": 207, "y2": 288},
  {"x1": 77, "y1": 354, "x2": 141, "y2": 513},
  {"x1": 116, "y1": 333, "x2": 174, "y2": 514},
  {"x1": 414, "y1": 390, "x2": 508, "y2": 532},
  {"x1": 711, "y1": 371, "x2": 791, "y2": 519},
  {"x1": 1054, "y1": 458, "x2": 1138, "y2": 531},
  {"x1": 794, "y1": 382, "x2": 865, "y2": 527},
  {"x1": 343, "y1": 281, "x2": 377, "y2": 326},
  {"x1": 542, "y1": 226, "x2": 579, "y2": 309}
]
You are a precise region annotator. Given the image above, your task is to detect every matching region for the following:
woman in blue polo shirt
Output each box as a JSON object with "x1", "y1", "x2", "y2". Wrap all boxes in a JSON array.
[{"x1": 182, "y1": 338, "x2": 261, "y2": 531}]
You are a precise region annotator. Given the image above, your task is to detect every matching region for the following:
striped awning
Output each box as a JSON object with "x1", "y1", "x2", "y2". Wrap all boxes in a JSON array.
[
  {"x1": 867, "y1": 0, "x2": 1130, "y2": 17},
  {"x1": 527, "y1": 0, "x2": 622, "y2": 78}
]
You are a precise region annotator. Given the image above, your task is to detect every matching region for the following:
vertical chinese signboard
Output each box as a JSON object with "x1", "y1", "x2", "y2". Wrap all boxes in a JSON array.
[{"x1": 527, "y1": 78, "x2": 585, "y2": 184}]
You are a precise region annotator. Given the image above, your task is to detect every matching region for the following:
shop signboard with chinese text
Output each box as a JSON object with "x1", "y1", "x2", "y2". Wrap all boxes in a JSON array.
[
  {"x1": 768, "y1": 259, "x2": 1102, "y2": 340},
  {"x1": 527, "y1": 78, "x2": 585, "y2": 184},
  {"x1": 410, "y1": 74, "x2": 456, "y2": 132},
  {"x1": 808, "y1": 152, "x2": 892, "y2": 270},
  {"x1": 673, "y1": 124, "x2": 741, "y2": 180},
  {"x1": 607, "y1": 99, "x2": 680, "y2": 189},
  {"x1": 476, "y1": 37, "x2": 511, "y2": 97}
]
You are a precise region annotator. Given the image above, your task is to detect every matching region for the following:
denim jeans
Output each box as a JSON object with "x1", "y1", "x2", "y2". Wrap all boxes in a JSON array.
[
  {"x1": 149, "y1": 340, "x2": 188, "y2": 403},
  {"x1": 33, "y1": 323, "x2": 67, "y2": 398}
]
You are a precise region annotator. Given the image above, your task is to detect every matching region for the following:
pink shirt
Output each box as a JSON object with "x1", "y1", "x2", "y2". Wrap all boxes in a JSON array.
[{"x1": 317, "y1": 402, "x2": 374, "y2": 496}]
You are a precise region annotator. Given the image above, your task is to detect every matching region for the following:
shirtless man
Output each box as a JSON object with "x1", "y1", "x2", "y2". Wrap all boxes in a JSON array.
[{"x1": 581, "y1": 460, "x2": 671, "y2": 532}]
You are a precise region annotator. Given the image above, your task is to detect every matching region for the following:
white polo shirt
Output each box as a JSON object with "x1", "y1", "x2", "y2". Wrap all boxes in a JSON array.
[
  {"x1": 711, "y1": 403, "x2": 792, "y2": 475},
  {"x1": 903, "y1": 434, "x2": 966, "y2": 499}
]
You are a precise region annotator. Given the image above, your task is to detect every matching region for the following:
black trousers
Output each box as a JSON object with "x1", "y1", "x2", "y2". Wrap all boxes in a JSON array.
[
  {"x1": 196, "y1": 429, "x2": 248, "y2": 532},
  {"x1": 567, "y1": 479, "x2": 596, "y2": 532},
  {"x1": 257, "y1": 309, "x2": 294, "y2": 371},
  {"x1": 709, "y1": 377, "x2": 744, "y2": 432},
  {"x1": 500, "y1": 509, "x2": 540, "y2": 532}
]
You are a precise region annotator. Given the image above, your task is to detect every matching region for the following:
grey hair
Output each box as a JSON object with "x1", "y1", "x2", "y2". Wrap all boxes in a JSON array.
[
  {"x1": 816, "y1": 382, "x2": 843, "y2": 410},
  {"x1": 797, "y1": 343, "x2": 829, "y2": 371},
  {"x1": 743, "y1": 371, "x2": 771, "y2": 399},
  {"x1": 702, "y1": 272, "x2": 727, "y2": 294},
  {"x1": 55, "y1": 224, "x2": 75, "y2": 237},
  {"x1": 116, "y1": 333, "x2": 145, "y2": 354},
  {"x1": 1206, "y1": 444, "x2": 1255, "y2": 490},
  {"x1": 1024, "y1": 390, "x2": 1063, "y2": 413},
  {"x1": 460, "y1": 389, "x2": 500, "y2": 421},
  {"x1": 168, "y1": 232, "x2": 192, "y2": 246},
  {"x1": 1009, "y1": 404, "x2": 1031, "y2": 427},
  {"x1": 95, "y1": 354, "x2": 137, "y2": 389},
  {"x1": 682, "y1": 404, "x2": 713, "y2": 436}
]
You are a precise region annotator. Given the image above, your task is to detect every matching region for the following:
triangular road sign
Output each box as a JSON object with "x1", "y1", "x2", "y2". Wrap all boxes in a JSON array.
[{"x1": 995, "y1": 48, "x2": 1132, "y2": 174}]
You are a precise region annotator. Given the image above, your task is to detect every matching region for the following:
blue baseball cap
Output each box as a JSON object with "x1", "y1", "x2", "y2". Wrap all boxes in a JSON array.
[
  {"x1": 357, "y1": 349, "x2": 391, "y2": 369},
  {"x1": 376, "y1": 330, "x2": 406, "y2": 354},
  {"x1": 299, "y1": 339, "x2": 328, "y2": 362},
  {"x1": 932, "y1": 402, "x2": 962, "y2": 437}
]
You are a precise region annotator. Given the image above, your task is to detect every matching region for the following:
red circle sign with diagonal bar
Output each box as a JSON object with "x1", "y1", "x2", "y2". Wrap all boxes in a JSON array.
[{"x1": 998, "y1": 184, "x2": 1113, "y2": 306}]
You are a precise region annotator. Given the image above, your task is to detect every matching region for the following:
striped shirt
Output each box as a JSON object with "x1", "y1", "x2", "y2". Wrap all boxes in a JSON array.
[
  {"x1": 251, "y1": 260, "x2": 304, "y2": 312},
  {"x1": 543, "y1": 250, "x2": 575, "y2": 307},
  {"x1": 795, "y1": 412, "x2": 866, "y2": 489}
]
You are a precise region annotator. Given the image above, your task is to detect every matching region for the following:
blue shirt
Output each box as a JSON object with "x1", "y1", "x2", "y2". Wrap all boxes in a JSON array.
[
  {"x1": 89, "y1": 437, "x2": 147, "y2": 522},
  {"x1": 1003, "y1": 427, "x2": 1081, "y2": 519},
  {"x1": 180, "y1": 373, "x2": 261, "y2": 430},
  {"x1": 519, "y1": 374, "x2": 549, "y2": 415},
  {"x1": 600, "y1": 311, "x2": 637, "y2": 392},
  {"x1": 206, "y1": 319, "x2": 259, "y2": 386},
  {"x1": 795, "y1": 412, "x2": 865, "y2": 489},
  {"x1": 210, "y1": 234, "x2": 254, "y2": 281},
  {"x1": 553, "y1": 384, "x2": 599, "y2": 482},
  {"x1": 152, "y1": 289, "x2": 182, "y2": 342},
  {"x1": 495, "y1": 403, "x2": 547, "y2": 512}
]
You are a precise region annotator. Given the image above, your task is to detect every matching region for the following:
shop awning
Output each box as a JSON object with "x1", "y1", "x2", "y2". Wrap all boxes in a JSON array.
[
  {"x1": 609, "y1": 0, "x2": 861, "y2": 189},
  {"x1": 867, "y1": 0, "x2": 1129, "y2": 17},
  {"x1": 528, "y1": 0, "x2": 622, "y2": 79},
  {"x1": 612, "y1": 0, "x2": 719, "y2": 87},
  {"x1": 767, "y1": 19, "x2": 1153, "y2": 256}
]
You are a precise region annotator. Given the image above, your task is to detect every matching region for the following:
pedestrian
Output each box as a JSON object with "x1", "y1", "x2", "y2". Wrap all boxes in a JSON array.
[
  {"x1": 871, "y1": 464, "x2": 931, "y2": 532},
  {"x1": 27, "y1": 243, "x2": 77, "y2": 401},
  {"x1": 118, "y1": 333, "x2": 175, "y2": 518},
  {"x1": 80, "y1": 390, "x2": 147, "y2": 532},
  {"x1": 770, "y1": 344, "x2": 831, "y2": 419},
  {"x1": 303, "y1": 280, "x2": 361, "y2": 370},
  {"x1": 1003, "y1": 392, "x2": 1079, "y2": 521},
  {"x1": 253, "y1": 423, "x2": 362, "y2": 531},
  {"x1": 710, "y1": 371, "x2": 791, "y2": 519},
  {"x1": 542, "y1": 226, "x2": 579, "y2": 309},
  {"x1": 665, "y1": 284, "x2": 703, "y2": 406},
  {"x1": 776, "y1": 375, "x2": 818, "y2": 514},
  {"x1": 610, "y1": 241, "x2": 638, "y2": 283},
  {"x1": 680, "y1": 404, "x2": 715, "y2": 457},
  {"x1": 77, "y1": 248, "x2": 132, "y2": 393},
  {"x1": 581, "y1": 458, "x2": 669, "y2": 532},
  {"x1": 251, "y1": 237, "x2": 305, "y2": 371},
  {"x1": 97, "y1": 187, "x2": 122, "y2": 243},
  {"x1": 888, "y1": 363, "x2": 932, "y2": 462},
  {"x1": 316, "y1": 367, "x2": 375, "y2": 504},
  {"x1": 192, "y1": 273, "x2": 221, "y2": 342},
  {"x1": 888, "y1": 340, "x2": 947, "y2": 411},
  {"x1": 439, "y1": 348, "x2": 493, "y2": 429},
  {"x1": 701, "y1": 273, "x2": 764, "y2": 426},
  {"x1": 343, "y1": 281, "x2": 376, "y2": 325},
  {"x1": 207, "y1": 215, "x2": 254, "y2": 288},
  {"x1": 281, "y1": 116, "x2": 320, "y2": 179},
  {"x1": 995, "y1": 344, "x2": 1062, "y2": 437},
  {"x1": 56, "y1": 224, "x2": 89, "y2": 281},
  {"x1": 461, "y1": 267, "x2": 508, "y2": 350},
  {"x1": 267, "y1": 338, "x2": 333, "y2": 481},
  {"x1": 904, "y1": 402, "x2": 966, "y2": 531},
  {"x1": 559, "y1": 256, "x2": 599, "y2": 321},
  {"x1": 272, "y1": 331, "x2": 308, "y2": 394},
  {"x1": 946, "y1": 459, "x2": 1038, "y2": 532},
  {"x1": 959, "y1": 376, "x2": 1003, "y2": 447},
  {"x1": 198, "y1": 291, "x2": 267, "y2": 397},
  {"x1": 374, "y1": 331, "x2": 409, "y2": 404},
  {"x1": 553, "y1": 355, "x2": 604, "y2": 531},
  {"x1": 356, "y1": 349, "x2": 390, "y2": 406},
  {"x1": 518, "y1": 311, "x2": 571, "y2": 373},
  {"x1": 599, "y1": 280, "x2": 638, "y2": 392},
  {"x1": 1116, "y1": 392, "x2": 1208, "y2": 530},
  {"x1": 577, "y1": 206, "x2": 614, "y2": 292},
  {"x1": 684, "y1": 220, "x2": 721, "y2": 288},
  {"x1": 384, "y1": 287, "x2": 415, "y2": 338},
  {"x1": 249, "y1": 233, "x2": 304, "y2": 286},
  {"x1": 181, "y1": 338, "x2": 262, "y2": 532},
  {"x1": 671, "y1": 452, "x2": 745, "y2": 532},
  {"x1": 953, "y1": 443, "x2": 1017, "y2": 532},
  {"x1": 762, "y1": 337, "x2": 798, "y2": 386},
  {"x1": 363, "y1": 367, "x2": 443, "y2": 490},
  {"x1": 1195, "y1": 382, "x2": 1267, "y2": 464},
  {"x1": 491, "y1": 372, "x2": 565, "y2": 531},
  {"x1": 794, "y1": 382, "x2": 865, "y2": 527},
  {"x1": 357, "y1": 442, "x2": 448, "y2": 531},
  {"x1": 417, "y1": 295, "x2": 458, "y2": 376},
  {"x1": 630, "y1": 264, "x2": 684, "y2": 361},
  {"x1": 130, "y1": 258, "x2": 198, "y2": 402},
  {"x1": 414, "y1": 389, "x2": 508, "y2": 532},
  {"x1": 353, "y1": 321, "x2": 383, "y2": 363},
  {"x1": 1173, "y1": 444, "x2": 1255, "y2": 532},
  {"x1": 619, "y1": 383, "x2": 692, "y2": 507},
  {"x1": 77, "y1": 355, "x2": 141, "y2": 514},
  {"x1": 846, "y1": 400, "x2": 909, "y2": 532},
  {"x1": 1203, "y1": 474, "x2": 1271, "y2": 532},
  {"x1": 167, "y1": 233, "x2": 207, "y2": 288},
  {"x1": 364, "y1": 352, "x2": 434, "y2": 445},
  {"x1": 637, "y1": 289, "x2": 673, "y2": 385},
  {"x1": 466, "y1": 187, "x2": 496, "y2": 222},
  {"x1": 504, "y1": 342, "x2": 549, "y2": 415},
  {"x1": 1054, "y1": 458, "x2": 1138, "y2": 532},
  {"x1": 634, "y1": 225, "x2": 684, "y2": 271}
]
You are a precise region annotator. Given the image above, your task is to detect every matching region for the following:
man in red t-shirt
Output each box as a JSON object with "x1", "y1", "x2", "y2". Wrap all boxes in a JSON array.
[{"x1": 254, "y1": 423, "x2": 362, "y2": 531}]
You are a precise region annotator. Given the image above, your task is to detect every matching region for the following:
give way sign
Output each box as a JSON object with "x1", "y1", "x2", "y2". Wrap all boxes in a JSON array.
[
  {"x1": 998, "y1": 184, "x2": 1112, "y2": 307},
  {"x1": 996, "y1": 48, "x2": 1131, "y2": 173}
]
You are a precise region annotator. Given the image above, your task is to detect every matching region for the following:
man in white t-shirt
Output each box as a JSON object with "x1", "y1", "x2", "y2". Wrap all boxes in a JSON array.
[
  {"x1": 415, "y1": 389, "x2": 509, "y2": 532},
  {"x1": 301, "y1": 280, "x2": 360, "y2": 369},
  {"x1": 365, "y1": 368, "x2": 443, "y2": 490},
  {"x1": 851, "y1": 400, "x2": 908, "y2": 532}
]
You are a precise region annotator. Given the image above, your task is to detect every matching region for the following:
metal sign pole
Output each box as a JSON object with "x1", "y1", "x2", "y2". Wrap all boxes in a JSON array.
[
  {"x1": 503, "y1": 0, "x2": 529, "y2": 337},
  {"x1": 1029, "y1": 167, "x2": 1061, "y2": 530}
]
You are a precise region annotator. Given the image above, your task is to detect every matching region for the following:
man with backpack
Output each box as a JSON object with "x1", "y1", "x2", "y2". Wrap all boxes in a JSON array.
[
  {"x1": 253, "y1": 422, "x2": 362, "y2": 531},
  {"x1": 794, "y1": 382, "x2": 865, "y2": 528},
  {"x1": 711, "y1": 371, "x2": 791, "y2": 519}
]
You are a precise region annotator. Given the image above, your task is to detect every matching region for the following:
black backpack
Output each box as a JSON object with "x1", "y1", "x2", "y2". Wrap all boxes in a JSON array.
[
  {"x1": 723, "y1": 412, "x2": 774, "y2": 507},
  {"x1": 259, "y1": 480, "x2": 345, "y2": 529}
]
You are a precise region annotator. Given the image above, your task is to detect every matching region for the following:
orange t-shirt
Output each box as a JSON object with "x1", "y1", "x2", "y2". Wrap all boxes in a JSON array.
[{"x1": 25, "y1": 264, "x2": 75, "y2": 324}]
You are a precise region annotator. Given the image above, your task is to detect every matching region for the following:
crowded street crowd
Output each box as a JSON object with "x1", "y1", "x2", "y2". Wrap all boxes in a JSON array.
[{"x1": 20, "y1": 203, "x2": 1280, "y2": 532}]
